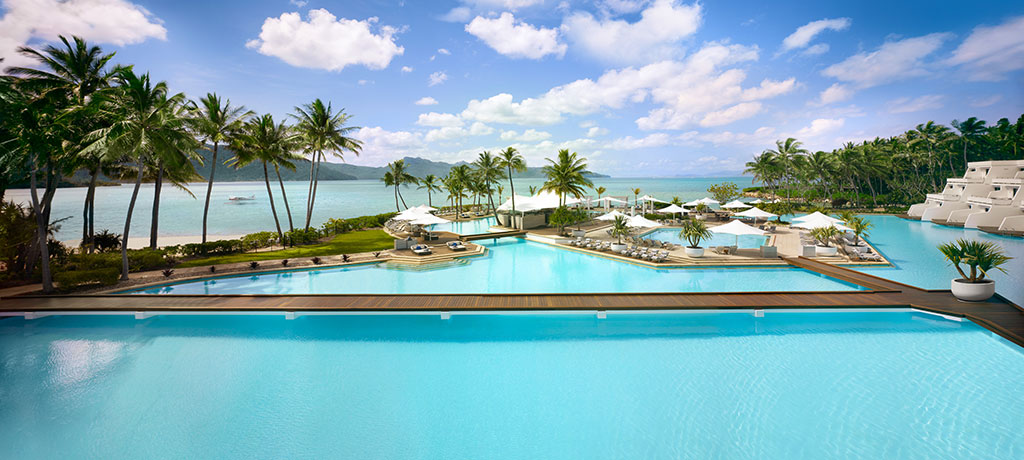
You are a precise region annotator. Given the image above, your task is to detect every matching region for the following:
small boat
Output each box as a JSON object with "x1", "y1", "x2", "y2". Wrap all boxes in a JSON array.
[{"x1": 228, "y1": 195, "x2": 256, "y2": 201}]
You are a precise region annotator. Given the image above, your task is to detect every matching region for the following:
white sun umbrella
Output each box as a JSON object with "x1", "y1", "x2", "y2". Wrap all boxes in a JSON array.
[
  {"x1": 791, "y1": 214, "x2": 851, "y2": 231},
  {"x1": 721, "y1": 200, "x2": 751, "y2": 210},
  {"x1": 591, "y1": 196, "x2": 627, "y2": 211},
  {"x1": 711, "y1": 219, "x2": 766, "y2": 246},
  {"x1": 638, "y1": 195, "x2": 668, "y2": 204},
  {"x1": 749, "y1": 198, "x2": 765, "y2": 204},
  {"x1": 656, "y1": 204, "x2": 689, "y2": 217},
  {"x1": 393, "y1": 208, "x2": 430, "y2": 221},
  {"x1": 596, "y1": 210, "x2": 627, "y2": 221},
  {"x1": 792, "y1": 211, "x2": 843, "y2": 223},
  {"x1": 685, "y1": 197, "x2": 720, "y2": 207},
  {"x1": 733, "y1": 206, "x2": 777, "y2": 222},
  {"x1": 409, "y1": 204, "x2": 437, "y2": 212},
  {"x1": 626, "y1": 215, "x2": 661, "y2": 228},
  {"x1": 407, "y1": 214, "x2": 450, "y2": 226}
]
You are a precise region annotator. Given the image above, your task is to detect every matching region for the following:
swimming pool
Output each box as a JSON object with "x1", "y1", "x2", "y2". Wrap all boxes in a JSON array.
[
  {"x1": 1, "y1": 311, "x2": 1021, "y2": 459},
  {"x1": 642, "y1": 227, "x2": 768, "y2": 248},
  {"x1": 132, "y1": 238, "x2": 861, "y2": 294},
  {"x1": 428, "y1": 216, "x2": 498, "y2": 234}
]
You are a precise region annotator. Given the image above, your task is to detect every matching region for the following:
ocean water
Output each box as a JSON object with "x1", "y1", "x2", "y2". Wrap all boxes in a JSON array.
[
  {"x1": 1, "y1": 311, "x2": 1021, "y2": 459},
  {"x1": 5, "y1": 177, "x2": 752, "y2": 242}
]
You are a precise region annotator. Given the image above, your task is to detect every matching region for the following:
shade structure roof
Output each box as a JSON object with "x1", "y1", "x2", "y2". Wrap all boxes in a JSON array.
[
  {"x1": 639, "y1": 195, "x2": 669, "y2": 203},
  {"x1": 393, "y1": 209, "x2": 431, "y2": 221},
  {"x1": 595, "y1": 210, "x2": 627, "y2": 221},
  {"x1": 626, "y1": 215, "x2": 662, "y2": 228},
  {"x1": 408, "y1": 204, "x2": 437, "y2": 212},
  {"x1": 721, "y1": 200, "x2": 751, "y2": 209},
  {"x1": 749, "y1": 198, "x2": 765, "y2": 204},
  {"x1": 685, "y1": 197, "x2": 720, "y2": 206},
  {"x1": 792, "y1": 211, "x2": 843, "y2": 223},
  {"x1": 711, "y1": 219, "x2": 767, "y2": 236},
  {"x1": 732, "y1": 206, "x2": 777, "y2": 219},
  {"x1": 407, "y1": 214, "x2": 451, "y2": 226},
  {"x1": 591, "y1": 196, "x2": 627, "y2": 204},
  {"x1": 791, "y1": 214, "x2": 851, "y2": 231},
  {"x1": 656, "y1": 204, "x2": 689, "y2": 214},
  {"x1": 497, "y1": 191, "x2": 580, "y2": 212}
]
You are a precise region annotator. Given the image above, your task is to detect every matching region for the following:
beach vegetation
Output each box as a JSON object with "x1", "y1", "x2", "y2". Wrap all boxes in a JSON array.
[
  {"x1": 541, "y1": 149, "x2": 593, "y2": 206},
  {"x1": 938, "y1": 239, "x2": 1011, "y2": 283},
  {"x1": 707, "y1": 182, "x2": 740, "y2": 204},
  {"x1": 176, "y1": 230, "x2": 392, "y2": 267},
  {"x1": 292, "y1": 99, "x2": 363, "y2": 230}
]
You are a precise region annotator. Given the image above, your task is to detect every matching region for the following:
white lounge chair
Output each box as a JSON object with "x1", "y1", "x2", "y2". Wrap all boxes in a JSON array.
[
  {"x1": 447, "y1": 241, "x2": 467, "y2": 251},
  {"x1": 411, "y1": 244, "x2": 432, "y2": 255}
]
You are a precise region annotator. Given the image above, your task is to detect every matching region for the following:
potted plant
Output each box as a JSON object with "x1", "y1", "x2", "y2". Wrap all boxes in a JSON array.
[
  {"x1": 810, "y1": 226, "x2": 839, "y2": 256},
  {"x1": 679, "y1": 219, "x2": 712, "y2": 257},
  {"x1": 938, "y1": 239, "x2": 1011, "y2": 301},
  {"x1": 693, "y1": 203, "x2": 709, "y2": 220},
  {"x1": 847, "y1": 216, "x2": 871, "y2": 246},
  {"x1": 571, "y1": 208, "x2": 589, "y2": 237},
  {"x1": 609, "y1": 215, "x2": 631, "y2": 252}
]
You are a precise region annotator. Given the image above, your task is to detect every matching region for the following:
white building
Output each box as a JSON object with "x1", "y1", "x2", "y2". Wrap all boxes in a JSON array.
[{"x1": 908, "y1": 160, "x2": 1024, "y2": 234}]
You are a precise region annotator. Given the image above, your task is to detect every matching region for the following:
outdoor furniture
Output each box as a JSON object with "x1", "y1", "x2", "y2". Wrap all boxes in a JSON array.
[
  {"x1": 411, "y1": 244, "x2": 432, "y2": 255},
  {"x1": 759, "y1": 245, "x2": 777, "y2": 258},
  {"x1": 447, "y1": 241, "x2": 467, "y2": 251},
  {"x1": 801, "y1": 245, "x2": 817, "y2": 257}
]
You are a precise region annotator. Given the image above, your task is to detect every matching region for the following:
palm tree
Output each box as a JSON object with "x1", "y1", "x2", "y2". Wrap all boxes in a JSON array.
[
  {"x1": 528, "y1": 185, "x2": 537, "y2": 196},
  {"x1": 631, "y1": 187, "x2": 641, "y2": 210},
  {"x1": 744, "y1": 151, "x2": 780, "y2": 198},
  {"x1": 292, "y1": 99, "x2": 362, "y2": 229},
  {"x1": 497, "y1": 147, "x2": 526, "y2": 220},
  {"x1": 81, "y1": 69, "x2": 195, "y2": 280},
  {"x1": 846, "y1": 216, "x2": 872, "y2": 246},
  {"x1": 804, "y1": 150, "x2": 836, "y2": 201},
  {"x1": 382, "y1": 159, "x2": 418, "y2": 211},
  {"x1": 418, "y1": 174, "x2": 443, "y2": 207},
  {"x1": 951, "y1": 117, "x2": 987, "y2": 170},
  {"x1": 595, "y1": 186, "x2": 606, "y2": 198},
  {"x1": 447, "y1": 165, "x2": 473, "y2": 220},
  {"x1": 270, "y1": 142, "x2": 303, "y2": 233},
  {"x1": 7, "y1": 36, "x2": 118, "y2": 253},
  {"x1": 191, "y1": 93, "x2": 251, "y2": 248},
  {"x1": 229, "y1": 114, "x2": 295, "y2": 243},
  {"x1": 764, "y1": 138, "x2": 807, "y2": 201},
  {"x1": 148, "y1": 99, "x2": 200, "y2": 249},
  {"x1": 473, "y1": 150, "x2": 506, "y2": 219},
  {"x1": 541, "y1": 149, "x2": 593, "y2": 206}
]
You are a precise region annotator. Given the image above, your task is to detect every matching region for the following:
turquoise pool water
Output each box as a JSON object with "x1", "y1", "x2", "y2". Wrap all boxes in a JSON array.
[
  {"x1": 1, "y1": 311, "x2": 1021, "y2": 459},
  {"x1": 428, "y1": 216, "x2": 498, "y2": 234},
  {"x1": 133, "y1": 238, "x2": 860, "y2": 294},
  {"x1": 642, "y1": 227, "x2": 768, "y2": 248}
]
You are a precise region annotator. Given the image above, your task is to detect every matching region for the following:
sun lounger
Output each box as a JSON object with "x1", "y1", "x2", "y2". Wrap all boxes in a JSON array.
[
  {"x1": 759, "y1": 245, "x2": 777, "y2": 258},
  {"x1": 411, "y1": 244, "x2": 432, "y2": 255},
  {"x1": 447, "y1": 241, "x2": 467, "y2": 251}
]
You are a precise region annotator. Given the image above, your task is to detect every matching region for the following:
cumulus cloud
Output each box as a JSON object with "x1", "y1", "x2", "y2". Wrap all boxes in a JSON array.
[
  {"x1": 561, "y1": 0, "x2": 702, "y2": 64},
  {"x1": 500, "y1": 129, "x2": 552, "y2": 141},
  {"x1": 401, "y1": 65, "x2": 413, "y2": 73},
  {"x1": 606, "y1": 133, "x2": 672, "y2": 149},
  {"x1": 417, "y1": 112, "x2": 464, "y2": 127},
  {"x1": 437, "y1": 48, "x2": 451, "y2": 55},
  {"x1": 289, "y1": 0, "x2": 308, "y2": 7},
  {"x1": 699, "y1": 102, "x2": 762, "y2": 127},
  {"x1": 0, "y1": 0, "x2": 166, "y2": 68},
  {"x1": 969, "y1": 95, "x2": 1002, "y2": 108},
  {"x1": 414, "y1": 96, "x2": 438, "y2": 106},
  {"x1": 598, "y1": 0, "x2": 650, "y2": 15},
  {"x1": 794, "y1": 118, "x2": 845, "y2": 139},
  {"x1": 946, "y1": 15, "x2": 1024, "y2": 81},
  {"x1": 428, "y1": 71, "x2": 448, "y2": 86},
  {"x1": 246, "y1": 9, "x2": 403, "y2": 71},
  {"x1": 815, "y1": 83, "x2": 853, "y2": 106},
  {"x1": 780, "y1": 18, "x2": 850, "y2": 53},
  {"x1": 466, "y1": 13, "x2": 566, "y2": 59},
  {"x1": 352, "y1": 126, "x2": 426, "y2": 166},
  {"x1": 887, "y1": 94, "x2": 944, "y2": 114},
  {"x1": 822, "y1": 33, "x2": 950, "y2": 88},
  {"x1": 586, "y1": 126, "x2": 609, "y2": 137}
]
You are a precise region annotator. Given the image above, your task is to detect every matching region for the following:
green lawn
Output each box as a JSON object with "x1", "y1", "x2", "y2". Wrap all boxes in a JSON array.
[{"x1": 177, "y1": 230, "x2": 394, "y2": 267}]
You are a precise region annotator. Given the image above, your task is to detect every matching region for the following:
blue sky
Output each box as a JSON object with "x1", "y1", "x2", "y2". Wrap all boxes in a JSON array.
[{"x1": 2, "y1": 0, "x2": 1023, "y2": 176}]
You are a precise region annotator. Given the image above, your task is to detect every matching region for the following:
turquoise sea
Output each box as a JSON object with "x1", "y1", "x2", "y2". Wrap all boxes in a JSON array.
[{"x1": 5, "y1": 177, "x2": 754, "y2": 242}]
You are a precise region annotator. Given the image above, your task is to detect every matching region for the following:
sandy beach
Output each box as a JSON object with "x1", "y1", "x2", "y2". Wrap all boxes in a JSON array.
[{"x1": 63, "y1": 234, "x2": 247, "y2": 250}]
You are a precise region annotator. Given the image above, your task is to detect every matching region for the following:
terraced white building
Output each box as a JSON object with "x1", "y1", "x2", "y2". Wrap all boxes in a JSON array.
[{"x1": 907, "y1": 160, "x2": 1024, "y2": 236}]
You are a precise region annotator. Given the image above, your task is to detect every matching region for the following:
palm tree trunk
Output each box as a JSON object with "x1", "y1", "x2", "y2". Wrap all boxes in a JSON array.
[
  {"x1": 28, "y1": 156, "x2": 53, "y2": 293},
  {"x1": 962, "y1": 140, "x2": 969, "y2": 171},
  {"x1": 507, "y1": 165, "x2": 516, "y2": 220},
  {"x1": 427, "y1": 190, "x2": 432, "y2": 207},
  {"x1": 263, "y1": 162, "x2": 284, "y2": 244},
  {"x1": 202, "y1": 142, "x2": 218, "y2": 248},
  {"x1": 306, "y1": 154, "x2": 322, "y2": 230},
  {"x1": 398, "y1": 185, "x2": 408, "y2": 209},
  {"x1": 275, "y1": 165, "x2": 294, "y2": 232},
  {"x1": 305, "y1": 154, "x2": 316, "y2": 229},
  {"x1": 149, "y1": 162, "x2": 164, "y2": 249},
  {"x1": 393, "y1": 185, "x2": 400, "y2": 211},
  {"x1": 82, "y1": 166, "x2": 95, "y2": 251},
  {"x1": 122, "y1": 157, "x2": 145, "y2": 281}
]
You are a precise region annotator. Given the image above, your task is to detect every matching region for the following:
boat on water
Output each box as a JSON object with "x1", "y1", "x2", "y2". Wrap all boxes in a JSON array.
[{"x1": 228, "y1": 195, "x2": 256, "y2": 201}]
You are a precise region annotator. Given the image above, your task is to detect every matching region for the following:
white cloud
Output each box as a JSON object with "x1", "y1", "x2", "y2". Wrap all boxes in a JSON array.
[
  {"x1": 357, "y1": 79, "x2": 371, "y2": 85},
  {"x1": 946, "y1": 15, "x2": 1024, "y2": 81},
  {"x1": 425, "y1": 126, "x2": 467, "y2": 143},
  {"x1": 887, "y1": 94, "x2": 944, "y2": 114},
  {"x1": 353, "y1": 126, "x2": 426, "y2": 166},
  {"x1": 416, "y1": 112, "x2": 464, "y2": 127},
  {"x1": 697, "y1": 127, "x2": 777, "y2": 146},
  {"x1": 428, "y1": 70, "x2": 448, "y2": 86},
  {"x1": 802, "y1": 43, "x2": 829, "y2": 56},
  {"x1": 969, "y1": 95, "x2": 1002, "y2": 108},
  {"x1": 822, "y1": 33, "x2": 950, "y2": 88},
  {"x1": 0, "y1": 0, "x2": 167, "y2": 68},
  {"x1": 466, "y1": 13, "x2": 566, "y2": 59},
  {"x1": 246, "y1": 9, "x2": 404, "y2": 71},
  {"x1": 699, "y1": 102, "x2": 762, "y2": 127},
  {"x1": 561, "y1": 0, "x2": 702, "y2": 64},
  {"x1": 414, "y1": 96, "x2": 438, "y2": 106},
  {"x1": 500, "y1": 129, "x2": 552, "y2": 141},
  {"x1": 794, "y1": 118, "x2": 845, "y2": 138},
  {"x1": 401, "y1": 65, "x2": 413, "y2": 73},
  {"x1": 599, "y1": 0, "x2": 650, "y2": 15},
  {"x1": 468, "y1": 122, "x2": 494, "y2": 135},
  {"x1": 780, "y1": 18, "x2": 850, "y2": 52},
  {"x1": 440, "y1": 7, "x2": 472, "y2": 23},
  {"x1": 437, "y1": 48, "x2": 451, "y2": 55},
  {"x1": 289, "y1": 0, "x2": 308, "y2": 7},
  {"x1": 606, "y1": 133, "x2": 672, "y2": 149},
  {"x1": 816, "y1": 83, "x2": 853, "y2": 105},
  {"x1": 586, "y1": 126, "x2": 609, "y2": 137}
]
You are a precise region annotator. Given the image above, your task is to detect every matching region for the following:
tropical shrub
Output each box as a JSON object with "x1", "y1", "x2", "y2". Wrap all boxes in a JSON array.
[
  {"x1": 707, "y1": 182, "x2": 740, "y2": 204},
  {"x1": 810, "y1": 226, "x2": 841, "y2": 247},
  {"x1": 283, "y1": 228, "x2": 321, "y2": 246},
  {"x1": 846, "y1": 216, "x2": 872, "y2": 245},
  {"x1": 548, "y1": 206, "x2": 574, "y2": 232},
  {"x1": 938, "y1": 239, "x2": 1011, "y2": 283},
  {"x1": 610, "y1": 215, "x2": 631, "y2": 244},
  {"x1": 54, "y1": 267, "x2": 119, "y2": 290},
  {"x1": 679, "y1": 219, "x2": 712, "y2": 248},
  {"x1": 241, "y1": 231, "x2": 278, "y2": 251},
  {"x1": 92, "y1": 229, "x2": 122, "y2": 252}
]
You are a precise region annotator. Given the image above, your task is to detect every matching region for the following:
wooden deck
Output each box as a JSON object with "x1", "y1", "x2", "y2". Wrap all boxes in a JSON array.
[
  {"x1": 1, "y1": 257, "x2": 1022, "y2": 348},
  {"x1": 460, "y1": 230, "x2": 527, "y2": 241}
]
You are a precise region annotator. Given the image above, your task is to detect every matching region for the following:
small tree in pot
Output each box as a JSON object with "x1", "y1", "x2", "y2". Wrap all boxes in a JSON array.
[
  {"x1": 609, "y1": 215, "x2": 631, "y2": 251},
  {"x1": 679, "y1": 219, "x2": 712, "y2": 257},
  {"x1": 810, "y1": 226, "x2": 841, "y2": 256},
  {"x1": 938, "y1": 239, "x2": 1011, "y2": 301}
]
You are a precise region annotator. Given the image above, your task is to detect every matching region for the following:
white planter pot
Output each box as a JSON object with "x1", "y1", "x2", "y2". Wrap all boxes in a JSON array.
[
  {"x1": 950, "y1": 279, "x2": 995, "y2": 302},
  {"x1": 572, "y1": 230, "x2": 586, "y2": 237},
  {"x1": 684, "y1": 247, "x2": 705, "y2": 258},
  {"x1": 611, "y1": 243, "x2": 627, "y2": 252},
  {"x1": 815, "y1": 246, "x2": 838, "y2": 256}
]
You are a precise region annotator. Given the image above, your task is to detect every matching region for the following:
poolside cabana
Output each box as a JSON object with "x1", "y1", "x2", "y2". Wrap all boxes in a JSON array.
[
  {"x1": 721, "y1": 200, "x2": 751, "y2": 210},
  {"x1": 749, "y1": 198, "x2": 765, "y2": 204},
  {"x1": 791, "y1": 214, "x2": 851, "y2": 231},
  {"x1": 732, "y1": 206, "x2": 777, "y2": 223},
  {"x1": 792, "y1": 211, "x2": 842, "y2": 224},
  {"x1": 496, "y1": 191, "x2": 581, "y2": 229},
  {"x1": 656, "y1": 204, "x2": 689, "y2": 220},
  {"x1": 591, "y1": 196, "x2": 627, "y2": 211},
  {"x1": 685, "y1": 197, "x2": 720, "y2": 207},
  {"x1": 626, "y1": 215, "x2": 662, "y2": 228},
  {"x1": 596, "y1": 210, "x2": 627, "y2": 221}
]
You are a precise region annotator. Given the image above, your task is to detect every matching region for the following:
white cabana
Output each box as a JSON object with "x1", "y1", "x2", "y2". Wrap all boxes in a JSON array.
[
  {"x1": 749, "y1": 198, "x2": 765, "y2": 204},
  {"x1": 721, "y1": 200, "x2": 751, "y2": 209},
  {"x1": 591, "y1": 196, "x2": 627, "y2": 210},
  {"x1": 408, "y1": 204, "x2": 437, "y2": 212},
  {"x1": 638, "y1": 195, "x2": 668, "y2": 204},
  {"x1": 685, "y1": 197, "x2": 720, "y2": 207},
  {"x1": 733, "y1": 206, "x2": 777, "y2": 221},
  {"x1": 791, "y1": 214, "x2": 851, "y2": 231},
  {"x1": 497, "y1": 191, "x2": 581, "y2": 213},
  {"x1": 626, "y1": 215, "x2": 662, "y2": 228},
  {"x1": 407, "y1": 214, "x2": 451, "y2": 226},
  {"x1": 656, "y1": 204, "x2": 689, "y2": 215},
  {"x1": 792, "y1": 211, "x2": 843, "y2": 223},
  {"x1": 596, "y1": 210, "x2": 627, "y2": 221},
  {"x1": 710, "y1": 219, "x2": 766, "y2": 246},
  {"x1": 393, "y1": 208, "x2": 431, "y2": 221}
]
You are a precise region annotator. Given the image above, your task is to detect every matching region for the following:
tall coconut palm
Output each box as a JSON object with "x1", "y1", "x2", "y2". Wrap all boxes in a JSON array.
[
  {"x1": 497, "y1": 147, "x2": 526, "y2": 221},
  {"x1": 148, "y1": 99, "x2": 200, "y2": 249},
  {"x1": 191, "y1": 93, "x2": 251, "y2": 248},
  {"x1": 81, "y1": 69, "x2": 195, "y2": 280},
  {"x1": 473, "y1": 150, "x2": 506, "y2": 219},
  {"x1": 292, "y1": 99, "x2": 362, "y2": 229},
  {"x1": 447, "y1": 165, "x2": 473, "y2": 220},
  {"x1": 595, "y1": 186, "x2": 606, "y2": 198},
  {"x1": 270, "y1": 144, "x2": 304, "y2": 233},
  {"x1": 7, "y1": 36, "x2": 118, "y2": 253},
  {"x1": 764, "y1": 138, "x2": 807, "y2": 201},
  {"x1": 381, "y1": 159, "x2": 418, "y2": 211},
  {"x1": 804, "y1": 150, "x2": 836, "y2": 201},
  {"x1": 229, "y1": 114, "x2": 295, "y2": 243},
  {"x1": 631, "y1": 187, "x2": 641, "y2": 210},
  {"x1": 951, "y1": 117, "x2": 987, "y2": 169},
  {"x1": 540, "y1": 149, "x2": 593, "y2": 206},
  {"x1": 418, "y1": 174, "x2": 443, "y2": 207},
  {"x1": 744, "y1": 151, "x2": 780, "y2": 198}
]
